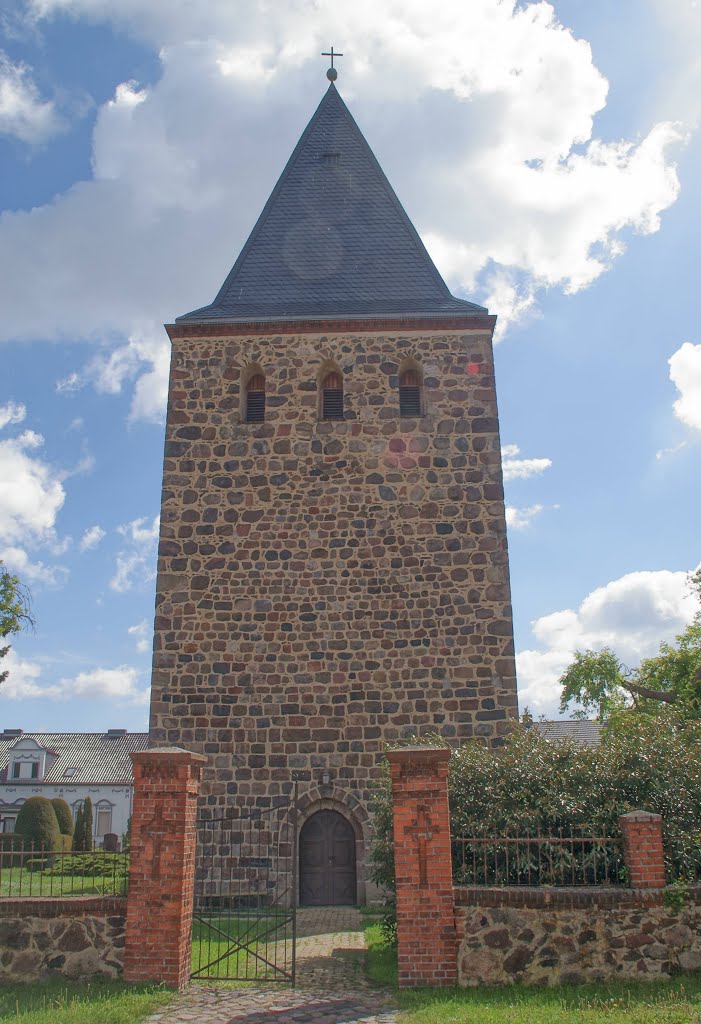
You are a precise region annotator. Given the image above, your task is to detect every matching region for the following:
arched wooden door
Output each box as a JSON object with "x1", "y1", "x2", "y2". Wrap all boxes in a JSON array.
[{"x1": 299, "y1": 810, "x2": 357, "y2": 906}]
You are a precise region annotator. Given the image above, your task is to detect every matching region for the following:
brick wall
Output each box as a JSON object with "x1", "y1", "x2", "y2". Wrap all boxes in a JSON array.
[
  {"x1": 149, "y1": 324, "x2": 518, "y2": 857},
  {"x1": 620, "y1": 811, "x2": 666, "y2": 889}
]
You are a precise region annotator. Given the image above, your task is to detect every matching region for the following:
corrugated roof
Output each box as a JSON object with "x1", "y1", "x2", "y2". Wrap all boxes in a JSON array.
[
  {"x1": 177, "y1": 82, "x2": 488, "y2": 324},
  {"x1": 532, "y1": 720, "x2": 603, "y2": 747},
  {"x1": 0, "y1": 733, "x2": 150, "y2": 785}
]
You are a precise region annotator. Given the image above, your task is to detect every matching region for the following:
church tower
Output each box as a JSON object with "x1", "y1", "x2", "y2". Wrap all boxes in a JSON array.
[{"x1": 150, "y1": 76, "x2": 518, "y2": 903}]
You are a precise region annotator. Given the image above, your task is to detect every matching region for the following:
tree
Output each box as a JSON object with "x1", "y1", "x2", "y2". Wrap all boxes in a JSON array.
[
  {"x1": 559, "y1": 570, "x2": 701, "y2": 722},
  {"x1": 15, "y1": 797, "x2": 60, "y2": 851},
  {"x1": 0, "y1": 562, "x2": 34, "y2": 686},
  {"x1": 73, "y1": 797, "x2": 94, "y2": 852}
]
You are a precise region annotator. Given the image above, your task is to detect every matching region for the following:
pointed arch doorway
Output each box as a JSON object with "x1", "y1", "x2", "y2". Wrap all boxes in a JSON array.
[{"x1": 299, "y1": 809, "x2": 357, "y2": 906}]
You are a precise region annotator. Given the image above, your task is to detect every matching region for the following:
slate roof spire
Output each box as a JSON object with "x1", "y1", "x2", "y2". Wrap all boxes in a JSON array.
[{"x1": 177, "y1": 82, "x2": 488, "y2": 324}]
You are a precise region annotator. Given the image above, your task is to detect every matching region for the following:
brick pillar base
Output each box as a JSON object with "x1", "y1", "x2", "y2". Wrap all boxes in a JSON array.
[
  {"x1": 620, "y1": 810, "x2": 666, "y2": 889},
  {"x1": 387, "y1": 746, "x2": 457, "y2": 987},
  {"x1": 124, "y1": 747, "x2": 207, "y2": 990}
]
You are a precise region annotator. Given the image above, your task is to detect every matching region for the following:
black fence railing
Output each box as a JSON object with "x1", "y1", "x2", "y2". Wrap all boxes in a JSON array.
[
  {"x1": 0, "y1": 841, "x2": 129, "y2": 897},
  {"x1": 453, "y1": 827, "x2": 624, "y2": 887}
]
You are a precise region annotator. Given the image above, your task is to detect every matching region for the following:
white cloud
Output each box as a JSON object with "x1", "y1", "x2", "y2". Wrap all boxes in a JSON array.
[
  {"x1": 502, "y1": 444, "x2": 552, "y2": 481},
  {"x1": 79, "y1": 524, "x2": 105, "y2": 552},
  {"x1": 0, "y1": 545, "x2": 67, "y2": 586},
  {"x1": 110, "y1": 514, "x2": 159, "y2": 592},
  {"x1": 0, "y1": 0, "x2": 686, "y2": 358},
  {"x1": 55, "y1": 372, "x2": 82, "y2": 395},
  {"x1": 669, "y1": 341, "x2": 701, "y2": 432},
  {"x1": 87, "y1": 326, "x2": 170, "y2": 423},
  {"x1": 128, "y1": 619, "x2": 150, "y2": 653},
  {"x1": 0, "y1": 401, "x2": 26, "y2": 429},
  {"x1": 517, "y1": 568, "x2": 698, "y2": 717},
  {"x1": 0, "y1": 653, "x2": 148, "y2": 703},
  {"x1": 0, "y1": 426, "x2": 66, "y2": 546},
  {"x1": 506, "y1": 504, "x2": 545, "y2": 530},
  {"x1": 0, "y1": 50, "x2": 62, "y2": 144}
]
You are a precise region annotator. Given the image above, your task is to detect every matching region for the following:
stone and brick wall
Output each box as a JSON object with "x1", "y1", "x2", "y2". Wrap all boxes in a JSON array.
[
  {"x1": 455, "y1": 887, "x2": 701, "y2": 986},
  {"x1": 0, "y1": 897, "x2": 125, "y2": 982},
  {"x1": 149, "y1": 323, "x2": 518, "y2": 848}
]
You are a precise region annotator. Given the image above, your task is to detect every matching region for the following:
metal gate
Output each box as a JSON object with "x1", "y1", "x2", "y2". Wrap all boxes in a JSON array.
[{"x1": 191, "y1": 786, "x2": 298, "y2": 984}]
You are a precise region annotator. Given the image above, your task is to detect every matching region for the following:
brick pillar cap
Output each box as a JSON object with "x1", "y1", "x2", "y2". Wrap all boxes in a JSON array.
[
  {"x1": 619, "y1": 810, "x2": 662, "y2": 823},
  {"x1": 386, "y1": 746, "x2": 451, "y2": 766},
  {"x1": 131, "y1": 747, "x2": 208, "y2": 766}
]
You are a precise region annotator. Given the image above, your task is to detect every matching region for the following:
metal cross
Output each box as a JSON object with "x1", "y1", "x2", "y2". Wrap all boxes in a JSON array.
[
  {"x1": 404, "y1": 804, "x2": 434, "y2": 888},
  {"x1": 321, "y1": 47, "x2": 343, "y2": 69}
]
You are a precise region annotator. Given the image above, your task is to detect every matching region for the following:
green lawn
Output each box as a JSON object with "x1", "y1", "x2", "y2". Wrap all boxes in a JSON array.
[
  {"x1": 364, "y1": 924, "x2": 701, "y2": 1024},
  {"x1": 0, "y1": 979, "x2": 172, "y2": 1024},
  {"x1": 0, "y1": 855, "x2": 128, "y2": 898}
]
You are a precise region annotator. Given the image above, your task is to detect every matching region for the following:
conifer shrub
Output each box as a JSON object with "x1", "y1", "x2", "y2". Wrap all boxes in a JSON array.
[
  {"x1": 51, "y1": 798, "x2": 74, "y2": 839},
  {"x1": 14, "y1": 796, "x2": 61, "y2": 851},
  {"x1": 73, "y1": 797, "x2": 94, "y2": 852}
]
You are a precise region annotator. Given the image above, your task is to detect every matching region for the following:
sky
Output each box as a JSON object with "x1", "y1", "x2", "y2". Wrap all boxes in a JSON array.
[{"x1": 1, "y1": 0, "x2": 700, "y2": 733}]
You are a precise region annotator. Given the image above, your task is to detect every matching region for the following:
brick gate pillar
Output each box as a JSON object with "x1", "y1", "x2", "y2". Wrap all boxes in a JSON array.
[
  {"x1": 124, "y1": 747, "x2": 207, "y2": 990},
  {"x1": 387, "y1": 746, "x2": 457, "y2": 987},
  {"x1": 620, "y1": 810, "x2": 666, "y2": 889}
]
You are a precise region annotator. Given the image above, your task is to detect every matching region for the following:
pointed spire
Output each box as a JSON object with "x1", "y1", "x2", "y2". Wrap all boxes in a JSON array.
[{"x1": 177, "y1": 84, "x2": 487, "y2": 323}]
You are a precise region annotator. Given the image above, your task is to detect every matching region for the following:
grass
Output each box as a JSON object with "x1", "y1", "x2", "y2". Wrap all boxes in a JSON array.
[
  {"x1": 0, "y1": 979, "x2": 172, "y2": 1024},
  {"x1": 364, "y1": 923, "x2": 701, "y2": 1024},
  {"x1": 0, "y1": 855, "x2": 128, "y2": 898}
]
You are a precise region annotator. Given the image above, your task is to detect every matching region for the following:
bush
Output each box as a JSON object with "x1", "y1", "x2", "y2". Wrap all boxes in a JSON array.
[
  {"x1": 44, "y1": 853, "x2": 129, "y2": 878},
  {"x1": 73, "y1": 797, "x2": 94, "y2": 852},
  {"x1": 369, "y1": 721, "x2": 701, "y2": 894},
  {"x1": 51, "y1": 798, "x2": 74, "y2": 839},
  {"x1": 14, "y1": 796, "x2": 61, "y2": 851}
]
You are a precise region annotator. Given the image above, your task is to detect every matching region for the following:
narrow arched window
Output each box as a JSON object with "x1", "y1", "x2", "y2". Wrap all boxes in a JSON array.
[
  {"x1": 399, "y1": 368, "x2": 421, "y2": 417},
  {"x1": 246, "y1": 373, "x2": 266, "y2": 423},
  {"x1": 321, "y1": 371, "x2": 344, "y2": 420}
]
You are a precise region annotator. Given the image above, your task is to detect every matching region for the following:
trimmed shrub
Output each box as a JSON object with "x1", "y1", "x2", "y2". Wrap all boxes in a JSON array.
[
  {"x1": 51, "y1": 798, "x2": 74, "y2": 839},
  {"x1": 73, "y1": 797, "x2": 94, "y2": 852},
  {"x1": 14, "y1": 796, "x2": 60, "y2": 851}
]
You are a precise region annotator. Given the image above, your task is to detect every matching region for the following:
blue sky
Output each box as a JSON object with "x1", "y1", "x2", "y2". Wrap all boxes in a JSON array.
[{"x1": 1, "y1": 0, "x2": 699, "y2": 731}]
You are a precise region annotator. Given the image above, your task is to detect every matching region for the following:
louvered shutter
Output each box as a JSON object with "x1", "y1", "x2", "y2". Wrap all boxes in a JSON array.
[
  {"x1": 322, "y1": 372, "x2": 344, "y2": 420},
  {"x1": 246, "y1": 373, "x2": 266, "y2": 423},
  {"x1": 399, "y1": 369, "x2": 422, "y2": 417}
]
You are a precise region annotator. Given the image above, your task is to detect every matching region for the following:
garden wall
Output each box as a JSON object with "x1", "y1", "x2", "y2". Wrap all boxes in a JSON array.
[
  {"x1": 456, "y1": 886, "x2": 701, "y2": 986},
  {"x1": 0, "y1": 897, "x2": 125, "y2": 981}
]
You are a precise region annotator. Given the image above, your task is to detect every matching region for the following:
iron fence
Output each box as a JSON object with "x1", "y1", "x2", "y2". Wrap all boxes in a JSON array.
[
  {"x1": 0, "y1": 841, "x2": 129, "y2": 897},
  {"x1": 453, "y1": 826, "x2": 624, "y2": 887}
]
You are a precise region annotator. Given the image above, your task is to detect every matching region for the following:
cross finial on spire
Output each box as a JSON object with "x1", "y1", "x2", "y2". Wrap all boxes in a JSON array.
[{"x1": 322, "y1": 46, "x2": 343, "y2": 82}]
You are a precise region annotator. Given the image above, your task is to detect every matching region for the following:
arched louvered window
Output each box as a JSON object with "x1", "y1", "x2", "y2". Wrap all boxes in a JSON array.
[
  {"x1": 246, "y1": 373, "x2": 266, "y2": 423},
  {"x1": 321, "y1": 371, "x2": 344, "y2": 420},
  {"x1": 399, "y1": 368, "x2": 422, "y2": 417}
]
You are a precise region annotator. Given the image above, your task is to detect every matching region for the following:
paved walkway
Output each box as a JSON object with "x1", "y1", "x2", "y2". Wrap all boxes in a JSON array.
[{"x1": 145, "y1": 908, "x2": 398, "y2": 1024}]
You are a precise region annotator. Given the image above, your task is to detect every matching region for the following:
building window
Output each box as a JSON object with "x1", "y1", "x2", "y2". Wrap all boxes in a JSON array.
[
  {"x1": 399, "y1": 368, "x2": 422, "y2": 417},
  {"x1": 30, "y1": 762, "x2": 39, "y2": 779},
  {"x1": 96, "y1": 804, "x2": 112, "y2": 838},
  {"x1": 245, "y1": 373, "x2": 266, "y2": 423},
  {"x1": 321, "y1": 371, "x2": 344, "y2": 420},
  {"x1": 11, "y1": 762, "x2": 20, "y2": 779},
  {"x1": 2, "y1": 816, "x2": 16, "y2": 833}
]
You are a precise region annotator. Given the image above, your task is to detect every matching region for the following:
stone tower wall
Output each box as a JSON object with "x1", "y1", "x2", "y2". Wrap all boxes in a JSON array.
[{"x1": 149, "y1": 324, "x2": 518, "y2": 822}]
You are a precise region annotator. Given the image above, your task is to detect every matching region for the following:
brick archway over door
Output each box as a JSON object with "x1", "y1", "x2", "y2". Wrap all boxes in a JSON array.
[{"x1": 299, "y1": 809, "x2": 357, "y2": 906}]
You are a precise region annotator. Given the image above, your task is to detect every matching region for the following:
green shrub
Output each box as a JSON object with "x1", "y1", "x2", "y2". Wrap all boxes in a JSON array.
[
  {"x1": 44, "y1": 853, "x2": 129, "y2": 878},
  {"x1": 369, "y1": 721, "x2": 701, "y2": 894},
  {"x1": 73, "y1": 798, "x2": 94, "y2": 852},
  {"x1": 51, "y1": 798, "x2": 74, "y2": 838},
  {"x1": 14, "y1": 796, "x2": 61, "y2": 851}
]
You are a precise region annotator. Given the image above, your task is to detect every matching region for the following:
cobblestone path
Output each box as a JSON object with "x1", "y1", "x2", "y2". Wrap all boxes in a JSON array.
[{"x1": 144, "y1": 908, "x2": 398, "y2": 1024}]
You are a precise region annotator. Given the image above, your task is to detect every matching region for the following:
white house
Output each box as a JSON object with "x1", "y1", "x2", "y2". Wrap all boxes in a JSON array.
[{"x1": 0, "y1": 729, "x2": 149, "y2": 845}]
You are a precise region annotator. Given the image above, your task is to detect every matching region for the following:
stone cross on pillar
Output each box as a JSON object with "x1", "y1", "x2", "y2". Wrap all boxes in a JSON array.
[
  {"x1": 387, "y1": 746, "x2": 457, "y2": 987},
  {"x1": 124, "y1": 747, "x2": 207, "y2": 990}
]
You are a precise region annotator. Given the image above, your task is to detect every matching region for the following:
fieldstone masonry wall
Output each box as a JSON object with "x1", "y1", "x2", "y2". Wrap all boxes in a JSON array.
[
  {"x1": 0, "y1": 898, "x2": 125, "y2": 982},
  {"x1": 150, "y1": 322, "x2": 518, "y2": 843},
  {"x1": 456, "y1": 888, "x2": 701, "y2": 986}
]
